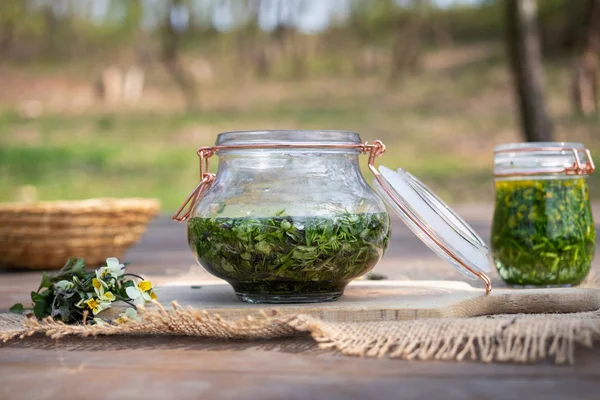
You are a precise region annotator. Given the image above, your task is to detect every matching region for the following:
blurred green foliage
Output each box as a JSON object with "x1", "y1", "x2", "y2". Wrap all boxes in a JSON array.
[
  {"x1": 0, "y1": 0, "x2": 598, "y2": 210},
  {"x1": 0, "y1": 0, "x2": 589, "y2": 70}
]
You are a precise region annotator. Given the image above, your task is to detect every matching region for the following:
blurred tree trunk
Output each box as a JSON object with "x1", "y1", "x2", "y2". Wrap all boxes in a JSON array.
[
  {"x1": 389, "y1": 1, "x2": 424, "y2": 85},
  {"x1": 0, "y1": 0, "x2": 27, "y2": 61},
  {"x1": 432, "y1": 16, "x2": 454, "y2": 48},
  {"x1": 389, "y1": 22, "x2": 423, "y2": 84},
  {"x1": 561, "y1": 0, "x2": 588, "y2": 50},
  {"x1": 162, "y1": 0, "x2": 199, "y2": 110},
  {"x1": 571, "y1": 0, "x2": 600, "y2": 116},
  {"x1": 0, "y1": 20, "x2": 14, "y2": 60},
  {"x1": 251, "y1": 0, "x2": 269, "y2": 79},
  {"x1": 505, "y1": 0, "x2": 553, "y2": 142},
  {"x1": 42, "y1": 5, "x2": 58, "y2": 60},
  {"x1": 234, "y1": 0, "x2": 267, "y2": 79}
]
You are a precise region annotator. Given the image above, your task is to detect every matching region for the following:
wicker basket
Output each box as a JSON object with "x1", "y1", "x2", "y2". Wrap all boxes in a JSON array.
[{"x1": 0, "y1": 198, "x2": 161, "y2": 270}]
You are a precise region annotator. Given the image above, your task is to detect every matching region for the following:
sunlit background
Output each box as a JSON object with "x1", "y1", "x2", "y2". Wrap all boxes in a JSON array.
[{"x1": 1, "y1": 0, "x2": 598, "y2": 210}]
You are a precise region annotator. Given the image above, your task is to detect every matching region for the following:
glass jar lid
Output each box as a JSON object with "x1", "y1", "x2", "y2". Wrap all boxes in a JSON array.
[
  {"x1": 494, "y1": 142, "x2": 595, "y2": 177},
  {"x1": 373, "y1": 166, "x2": 492, "y2": 290}
]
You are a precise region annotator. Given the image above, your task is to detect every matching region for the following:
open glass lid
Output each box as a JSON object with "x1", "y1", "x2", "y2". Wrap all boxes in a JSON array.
[{"x1": 373, "y1": 165, "x2": 492, "y2": 293}]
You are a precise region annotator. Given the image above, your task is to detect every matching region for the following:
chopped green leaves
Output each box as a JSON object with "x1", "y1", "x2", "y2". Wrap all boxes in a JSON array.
[
  {"x1": 31, "y1": 290, "x2": 52, "y2": 319},
  {"x1": 187, "y1": 212, "x2": 390, "y2": 299},
  {"x1": 37, "y1": 272, "x2": 52, "y2": 292},
  {"x1": 491, "y1": 178, "x2": 595, "y2": 286},
  {"x1": 9, "y1": 303, "x2": 24, "y2": 314}
]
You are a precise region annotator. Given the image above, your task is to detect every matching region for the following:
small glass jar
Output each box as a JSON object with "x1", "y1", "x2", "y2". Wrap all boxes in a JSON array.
[
  {"x1": 491, "y1": 142, "x2": 596, "y2": 287},
  {"x1": 180, "y1": 130, "x2": 391, "y2": 303}
]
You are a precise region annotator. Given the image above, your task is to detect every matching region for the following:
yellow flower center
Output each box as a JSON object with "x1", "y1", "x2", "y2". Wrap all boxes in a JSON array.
[
  {"x1": 93, "y1": 278, "x2": 102, "y2": 290},
  {"x1": 86, "y1": 298, "x2": 99, "y2": 311},
  {"x1": 102, "y1": 291, "x2": 116, "y2": 302},
  {"x1": 138, "y1": 281, "x2": 152, "y2": 292},
  {"x1": 150, "y1": 292, "x2": 157, "y2": 300}
]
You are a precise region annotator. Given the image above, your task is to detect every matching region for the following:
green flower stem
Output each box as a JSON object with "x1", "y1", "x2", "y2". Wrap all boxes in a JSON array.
[
  {"x1": 116, "y1": 296, "x2": 137, "y2": 309},
  {"x1": 122, "y1": 273, "x2": 145, "y2": 281},
  {"x1": 104, "y1": 275, "x2": 118, "y2": 286}
]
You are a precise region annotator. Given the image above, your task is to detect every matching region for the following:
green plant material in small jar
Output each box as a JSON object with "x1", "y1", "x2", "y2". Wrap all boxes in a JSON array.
[
  {"x1": 491, "y1": 178, "x2": 596, "y2": 287},
  {"x1": 188, "y1": 211, "x2": 390, "y2": 302}
]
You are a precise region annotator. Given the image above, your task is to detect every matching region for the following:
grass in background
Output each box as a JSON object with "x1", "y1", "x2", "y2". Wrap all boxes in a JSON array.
[{"x1": 2, "y1": 53, "x2": 600, "y2": 212}]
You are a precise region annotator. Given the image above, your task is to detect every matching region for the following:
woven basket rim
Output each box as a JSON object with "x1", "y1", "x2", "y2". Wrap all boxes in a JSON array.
[{"x1": 0, "y1": 198, "x2": 161, "y2": 212}]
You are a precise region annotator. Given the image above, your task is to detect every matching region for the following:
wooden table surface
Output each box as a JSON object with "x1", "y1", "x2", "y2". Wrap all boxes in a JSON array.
[{"x1": 2, "y1": 204, "x2": 600, "y2": 400}]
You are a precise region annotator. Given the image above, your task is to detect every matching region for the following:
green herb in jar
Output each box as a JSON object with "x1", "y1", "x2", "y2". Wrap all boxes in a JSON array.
[
  {"x1": 187, "y1": 212, "x2": 390, "y2": 301},
  {"x1": 491, "y1": 178, "x2": 596, "y2": 287}
]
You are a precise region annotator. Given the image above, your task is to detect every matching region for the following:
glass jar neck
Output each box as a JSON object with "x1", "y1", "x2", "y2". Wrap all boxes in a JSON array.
[
  {"x1": 216, "y1": 150, "x2": 362, "y2": 181},
  {"x1": 493, "y1": 141, "x2": 593, "y2": 177}
]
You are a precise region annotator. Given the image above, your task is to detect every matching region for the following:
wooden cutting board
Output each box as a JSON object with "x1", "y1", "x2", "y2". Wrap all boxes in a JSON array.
[{"x1": 111, "y1": 280, "x2": 600, "y2": 322}]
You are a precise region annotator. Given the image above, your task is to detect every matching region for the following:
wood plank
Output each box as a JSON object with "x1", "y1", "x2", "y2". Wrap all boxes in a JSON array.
[
  {"x1": 102, "y1": 280, "x2": 600, "y2": 322},
  {"x1": 1, "y1": 343, "x2": 600, "y2": 400},
  {"x1": 3, "y1": 337, "x2": 600, "y2": 377},
  {"x1": 2, "y1": 365, "x2": 598, "y2": 400}
]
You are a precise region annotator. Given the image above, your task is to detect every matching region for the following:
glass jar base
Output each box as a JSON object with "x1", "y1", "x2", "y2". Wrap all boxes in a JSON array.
[
  {"x1": 229, "y1": 281, "x2": 347, "y2": 304},
  {"x1": 236, "y1": 291, "x2": 343, "y2": 304},
  {"x1": 494, "y1": 259, "x2": 590, "y2": 289},
  {"x1": 504, "y1": 283, "x2": 575, "y2": 289}
]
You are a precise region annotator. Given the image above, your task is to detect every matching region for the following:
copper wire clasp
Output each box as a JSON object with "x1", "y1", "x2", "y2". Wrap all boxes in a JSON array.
[{"x1": 172, "y1": 147, "x2": 216, "y2": 222}]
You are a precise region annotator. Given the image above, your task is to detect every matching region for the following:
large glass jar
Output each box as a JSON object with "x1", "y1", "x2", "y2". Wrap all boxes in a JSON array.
[
  {"x1": 491, "y1": 142, "x2": 596, "y2": 287},
  {"x1": 182, "y1": 130, "x2": 391, "y2": 303}
]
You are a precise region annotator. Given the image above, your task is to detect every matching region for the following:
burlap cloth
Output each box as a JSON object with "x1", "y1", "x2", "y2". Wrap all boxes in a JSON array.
[{"x1": 2, "y1": 271, "x2": 600, "y2": 365}]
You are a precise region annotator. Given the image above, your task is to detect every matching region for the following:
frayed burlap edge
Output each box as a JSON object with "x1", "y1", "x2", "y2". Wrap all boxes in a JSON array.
[
  {"x1": 290, "y1": 312, "x2": 600, "y2": 365},
  {"x1": 2, "y1": 301, "x2": 599, "y2": 365},
  {"x1": 0, "y1": 302, "x2": 299, "y2": 341}
]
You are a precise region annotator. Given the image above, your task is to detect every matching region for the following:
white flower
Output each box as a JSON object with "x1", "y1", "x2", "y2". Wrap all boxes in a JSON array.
[
  {"x1": 95, "y1": 258, "x2": 125, "y2": 282},
  {"x1": 98, "y1": 291, "x2": 116, "y2": 302},
  {"x1": 125, "y1": 280, "x2": 155, "y2": 306},
  {"x1": 105, "y1": 257, "x2": 125, "y2": 277},
  {"x1": 95, "y1": 268, "x2": 108, "y2": 281},
  {"x1": 55, "y1": 280, "x2": 74, "y2": 291},
  {"x1": 85, "y1": 297, "x2": 111, "y2": 315},
  {"x1": 117, "y1": 308, "x2": 141, "y2": 324},
  {"x1": 126, "y1": 287, "x2": 151, "y2": 306}
]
